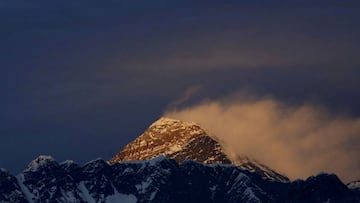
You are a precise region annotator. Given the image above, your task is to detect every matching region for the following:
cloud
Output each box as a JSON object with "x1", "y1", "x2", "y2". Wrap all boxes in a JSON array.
[
  {"x1": 166, "y1": 85, "x2": 202, "y2": 110},
  {"x1": 165, "y1": 96, "x2": 360, "y2": 182}
]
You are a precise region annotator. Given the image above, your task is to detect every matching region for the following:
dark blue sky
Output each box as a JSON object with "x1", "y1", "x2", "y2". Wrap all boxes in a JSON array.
[{"x1": 1, "y1": 0, "x2": 360, "y2": 173}]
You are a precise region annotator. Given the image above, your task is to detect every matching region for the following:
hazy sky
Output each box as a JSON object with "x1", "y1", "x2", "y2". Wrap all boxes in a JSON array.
[{"x1": 1, "y1": 0, "x2": 360, "y2": 179}]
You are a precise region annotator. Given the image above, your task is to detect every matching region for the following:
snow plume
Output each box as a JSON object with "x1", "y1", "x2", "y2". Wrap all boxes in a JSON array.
[
  {"x1": 166, "y1": 85, "x2": 202, "y2": 110},
  {"x1": 165, "y1": 96, "x2": 360, "y2": 182}
]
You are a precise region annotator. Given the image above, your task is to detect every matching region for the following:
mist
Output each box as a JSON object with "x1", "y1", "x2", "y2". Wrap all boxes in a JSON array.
[{"x1": 165, "y1": 96, "x2": 360, "y2": 182}]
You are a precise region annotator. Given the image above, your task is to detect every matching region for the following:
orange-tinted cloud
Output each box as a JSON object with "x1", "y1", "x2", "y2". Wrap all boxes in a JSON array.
[{"x1": 165, "y1": 96, "x2": 360, "y2": 182}]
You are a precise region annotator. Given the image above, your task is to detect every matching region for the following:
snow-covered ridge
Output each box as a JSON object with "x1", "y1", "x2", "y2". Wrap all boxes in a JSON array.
[
  {"x1": 0, "y1": 155, "x2": 358, "y2": 203},
  {"x1": 347, "y1": 180, "x2": 360, "y2": 190},
  {"x1": 24, "y1": 155, "x2": 57, "y2": 172},
  {"x1": 0, "y1": 120, "x2": 358, "y2": 202}
]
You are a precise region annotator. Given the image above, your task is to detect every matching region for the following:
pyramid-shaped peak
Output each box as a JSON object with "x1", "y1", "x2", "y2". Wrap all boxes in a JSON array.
[
  {"x1": 149, "y1": 117, "x2": 199, "y2": 128},
  {"x1": 109, "y1": 117, "x2": 208, "y2": 164},
  {"x1": 110, "y1": 117, "x2": 290, "y2": 182}
]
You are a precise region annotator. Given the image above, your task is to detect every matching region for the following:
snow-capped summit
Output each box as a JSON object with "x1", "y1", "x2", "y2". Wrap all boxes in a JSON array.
[
  {"x1": 149, "y1": 117, "x2": 198, "y2": 127},
  {"x1": 109, "y1": 117, "x2": 207, "y2": 163},
  {"x1": 24, "y1": 155, "x2": 57, "y2": 172},
  {"x1": 110, "y1": 117, "x2": 289, "y2": 182},
  {"x1": 148, "y1": 117, "x2": 205, "y2": 138}
]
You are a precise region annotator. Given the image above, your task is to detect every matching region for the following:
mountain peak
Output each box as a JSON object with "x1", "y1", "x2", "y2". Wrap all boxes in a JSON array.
[
  {"x1": 149, "y1": 117, "x2": 181, "y2": 126},
  {"x1": 110, "y1": 118, "x2": 289, "y2": 182},
  {"x1": 1, "y1": 156, "x2": 357, "y2": 203},
  {"x1": 146, "y1": 117, "x2": 206, "y2": 140},
  {"x1": 24, "y1": 155, "x2": 57, "y2": 172},
  {"x1": 149, "y1": 117, "x2": 200, "y2": 129},
  {"x1": 109, "y1": 117, "x2": 207, "y2": 164}
]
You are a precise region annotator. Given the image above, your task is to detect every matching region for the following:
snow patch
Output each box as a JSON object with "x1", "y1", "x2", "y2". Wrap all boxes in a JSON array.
[
  {"x1": 78, "y1": 182, "x2": 96, "y2": 203},
  {"x1": 60, "y1": 189, "x2": 77, "y2": 203},
  {"x1": 347, "y1": 180, "x2": 360, "y2": 190},
  {"x1": 136, "y1": 177, "x2": 152, "y2": 194},
  {"x1": 150, "y1": 117, "x2": 179, "y2": 128},
  {"x1": 149, "y1": 117, "x2": 200, "y2": 129},
  {"x1": 16, "y1": 174, "x2": 35, "y2": 203},
  {"x1": 84, "y1": 157, "x2": 104, "y2": 165},
  {"x1": 168, "y1": 144, "x2": 183, "y2": 153},
  {"x1": 148, "y1": 156, "x2": 167, "y2": 166},
  {"x1": 149, "y1": 191, "x2": 157, "y2": 201},
  {"x1": 210, "y1": 185, "x2": 217, "y2": 199},
  {"x1": 0, "y1": 168, "x2": 8, "y2": 173},
  {"x1": 244, "y1": 187, "x2": 261, "y2": 202},
  {"x1": 106, "y1": 193, "x2": 137, "y2": 203},
  {"x1": 60, "y1": 160, "x2": 76, "y2": 166}
]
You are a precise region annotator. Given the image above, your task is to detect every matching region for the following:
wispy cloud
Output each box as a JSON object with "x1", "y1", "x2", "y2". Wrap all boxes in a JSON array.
[
  {"x1": 165, "y1": 95, "x2": 360, "y2": 182},
  {"x1": 166, "y1": 85, "x2": 202, "y2": 110}
]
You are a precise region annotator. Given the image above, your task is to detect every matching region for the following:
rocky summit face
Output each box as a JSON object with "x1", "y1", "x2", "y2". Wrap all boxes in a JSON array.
[
  {"x1": 1, "y1": 156, "x2": 359, "y2": 203},
  {"x1": 110, "y1": 117, "x2": 288, "y2": 182}
]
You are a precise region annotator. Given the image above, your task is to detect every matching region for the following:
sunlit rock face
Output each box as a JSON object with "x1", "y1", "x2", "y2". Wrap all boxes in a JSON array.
[
  {"x1": 110, "y1": 117, "x2": 209, "y2": 163},
  {"x1": 110, "y1": 117, "x2": 289, "y2": 182}
]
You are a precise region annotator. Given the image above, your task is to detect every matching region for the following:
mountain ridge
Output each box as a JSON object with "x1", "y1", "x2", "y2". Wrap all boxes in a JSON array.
[
  {"x1": 1, "y1": 117, "x2": 359, "y2": 202},
  {"x1": 0, "y1": 155, "x2": 359, "y2": 203}
]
